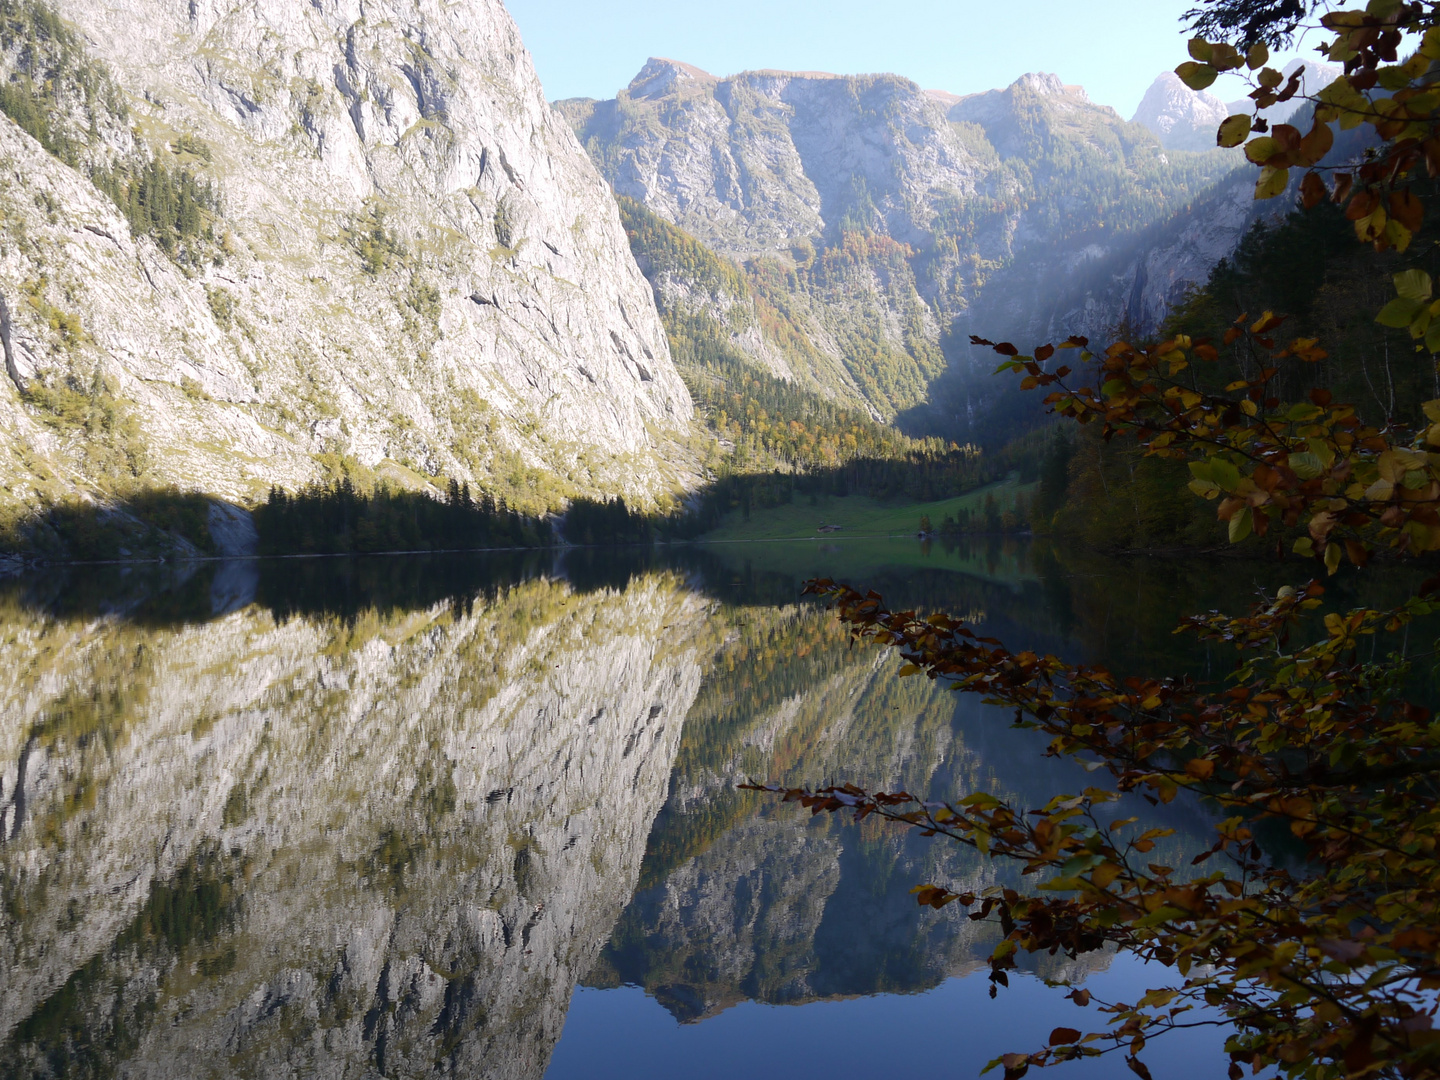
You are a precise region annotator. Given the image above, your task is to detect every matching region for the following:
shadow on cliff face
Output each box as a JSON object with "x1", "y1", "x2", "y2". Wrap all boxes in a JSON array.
[{"x1": 0, "y1": 488, "x2": 258, "y2": 564}]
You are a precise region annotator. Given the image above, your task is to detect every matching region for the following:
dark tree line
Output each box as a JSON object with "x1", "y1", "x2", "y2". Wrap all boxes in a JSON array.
[{"x1": 254, "y1": 479, "x2": 549, "y2": 556}]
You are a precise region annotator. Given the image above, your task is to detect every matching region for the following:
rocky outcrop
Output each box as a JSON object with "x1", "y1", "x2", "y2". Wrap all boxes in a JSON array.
[
  {"x1": 560, "y1": 58, "x2": 986, "y2": 262},
  {"x1": 0, "y1": 0, "x2": 696, "y2": 521},
  {"x1": 0, "y1": 572, "x2": 712, "y2": 1078}
]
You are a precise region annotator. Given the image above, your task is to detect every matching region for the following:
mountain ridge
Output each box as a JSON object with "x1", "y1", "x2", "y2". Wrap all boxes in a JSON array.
[{"x1": 561, "y1": 59, "x2": 1235, "y2": 439}]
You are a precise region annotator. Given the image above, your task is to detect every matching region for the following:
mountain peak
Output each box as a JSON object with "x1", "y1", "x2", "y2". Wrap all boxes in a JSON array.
[
  {"x1": 1012, "y1": 72, "x2": 1087, "y2": 101},
  {"x1": 628, "y1": 57, "x2": 718, "y2": 99},
  {"x1": 1132, "y1": 71, "x2": 1229, "y2": 151}
]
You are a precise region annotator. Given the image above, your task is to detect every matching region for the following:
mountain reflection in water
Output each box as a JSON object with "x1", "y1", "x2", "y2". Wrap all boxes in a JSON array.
[{"x1": 1, "y1": 541, "x2": 1427, "y2": 1078}]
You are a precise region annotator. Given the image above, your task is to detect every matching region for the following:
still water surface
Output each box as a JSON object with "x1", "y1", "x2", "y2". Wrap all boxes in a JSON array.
[{"x1": 1, "y1": 539, "x2": 1396, "y2": 1078}]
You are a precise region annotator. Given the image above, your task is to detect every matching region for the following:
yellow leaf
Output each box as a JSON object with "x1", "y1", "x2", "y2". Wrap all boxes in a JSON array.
[
  {"x1": 1244, "y1": 136, "x2": 1279, "y2": 165},
  {"x1": 1379, "y1": 451, "x2": 1403, "y2": 483},
  {"x1": 1255, "y1": 166, "x2": 1290, "y2": 200},
  {"x1": 1365, "y1": 479, "x2": 1396, "y2": 502},
  {"x1": 1176, "y1": 61, "x2": 1218, "y2": 91},
  {"x1": 1091, "y1": 863, "x2": 1122, "y2": 889},
  {"x1": 1217, "y1": 114, "x2": 1251, "y2": 148}
]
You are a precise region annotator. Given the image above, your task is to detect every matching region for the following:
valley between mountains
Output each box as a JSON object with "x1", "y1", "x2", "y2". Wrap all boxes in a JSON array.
[{"x1": 0, "y1": 0, "x2": 1331, "y2": 558}]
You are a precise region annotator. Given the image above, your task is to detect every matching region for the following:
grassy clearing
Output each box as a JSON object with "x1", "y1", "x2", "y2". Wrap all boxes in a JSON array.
[
  {"x1": 697, "y1": 535, "x2": 1040, "y2": 591},
  {"x1": 699, "y1": 476, "x2": 1038, "y2": 542}
]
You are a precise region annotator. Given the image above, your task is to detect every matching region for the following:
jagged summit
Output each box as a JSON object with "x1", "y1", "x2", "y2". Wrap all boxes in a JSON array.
[
  {"x1": 1013, "y1": 72, "x2": 1090, "y2": 100},
  {"x1": 628, "y1": 57, "x2": 719, "y2": 99},
  {"x1": 1132, "y1": 71, "x2": 1230, "y2": 152}
]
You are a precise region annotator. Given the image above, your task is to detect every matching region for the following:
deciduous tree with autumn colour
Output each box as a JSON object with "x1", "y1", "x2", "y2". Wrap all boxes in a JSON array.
[{"x1": 752, "y1": 4, "x2": 1440, "y2": 1078}]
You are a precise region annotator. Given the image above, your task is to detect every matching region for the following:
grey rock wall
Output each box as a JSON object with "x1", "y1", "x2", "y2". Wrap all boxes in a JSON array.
[{"x1": 0, "y1": 0, "x2": 696, "y2": 518}]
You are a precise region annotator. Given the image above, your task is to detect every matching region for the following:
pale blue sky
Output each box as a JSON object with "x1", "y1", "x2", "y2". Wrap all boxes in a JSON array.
[{"x1": 505, "y1": 0, "x2": 1298, "y2": 117}]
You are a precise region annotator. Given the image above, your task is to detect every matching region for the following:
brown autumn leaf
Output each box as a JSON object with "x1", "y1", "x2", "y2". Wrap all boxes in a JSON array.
[{"x1": 1301, "y1": 171, "x2": 1328, "y2": 209}]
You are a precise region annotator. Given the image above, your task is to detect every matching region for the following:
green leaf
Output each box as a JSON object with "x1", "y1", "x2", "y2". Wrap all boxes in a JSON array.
[
  {"x1": 1422, "y1": 25, "x2": 1440, "y2": 60},
  {"x1": 1377, "y1": 66, "x2": 1412, "y2": 91},
  {"x1": 1394, "y1": 269, "x2": 1433, "y2": 302},
  {"x1": 1244, "y1": 137, "x2": 1279, "y2": 165},
  {"x1": 1293, "y1": 537, "x2": 1316, "y2": 557},
  {"x1": 1246, "y1": 42, "x2": 1269, "y2": 70},
  {"x1": 1209, "y1": 458, "x2": 1241, "y2": 491},
  {"x1": 1325, "y1": 542, "x2": 1343, "y2": 575},
  {"x1": 1176, "y1": 61, "x2": 1218, "y2": 91},
  {"x1": 1061, "y1": 853, "x2": 1103, "y2": 876},
  {"x1": 1288, "y1": 451, "x2": 1324, "y2": 480},
  {"x1": 1229, "y1": 507, "x2": 1253, "y2": 544},
  {"x1": 1188, "y1": 37, "x2": 1214, "y2": 63},
  {"x1": 1217, "y1": 114, "x2": 1251, "y2": 148},
  {"x1": 1136, "y1": 905, "x2": 1188, "y2": 928},
  {"x1": 1377, "y1": 298, "x2": 1424, "y2": 328}
]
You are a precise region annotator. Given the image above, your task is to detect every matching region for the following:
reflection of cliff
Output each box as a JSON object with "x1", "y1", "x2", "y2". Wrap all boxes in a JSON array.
[
  {"x1": 0, "y1": 573, "x2": 713, "y2": 1079},
  {"x1": 589, "y1": 603, "x2": 1134, "y2": 1020}
]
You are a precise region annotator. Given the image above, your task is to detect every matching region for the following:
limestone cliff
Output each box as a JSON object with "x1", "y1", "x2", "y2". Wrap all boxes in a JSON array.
[{"x1": 0, "y1": 0, "x2": 695, "y2": 524}]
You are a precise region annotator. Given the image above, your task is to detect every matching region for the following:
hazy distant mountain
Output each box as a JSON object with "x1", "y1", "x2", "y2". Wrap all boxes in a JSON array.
[
  {"x1": 1132, "y1": 72, "x2": 1230, "y2": 151},
  {"x1": 1227, "y1": 57, "x2": 1343, "y2": 124}
]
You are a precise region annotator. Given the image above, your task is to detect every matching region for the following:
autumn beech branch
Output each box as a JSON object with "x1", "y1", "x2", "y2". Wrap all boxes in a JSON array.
[{"x1": 747, "y1": 575, "x2": 1440, "y2": 1078}]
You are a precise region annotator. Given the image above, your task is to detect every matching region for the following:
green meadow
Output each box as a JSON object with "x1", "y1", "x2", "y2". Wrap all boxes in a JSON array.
[{"x1": 698, "y1": 476, "x2": 1038, "y2": 543}]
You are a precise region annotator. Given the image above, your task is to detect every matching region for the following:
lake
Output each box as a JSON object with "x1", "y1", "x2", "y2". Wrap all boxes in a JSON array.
[{"x1": 0, "y1": 539, "x2": 1412, "y2": 1078}]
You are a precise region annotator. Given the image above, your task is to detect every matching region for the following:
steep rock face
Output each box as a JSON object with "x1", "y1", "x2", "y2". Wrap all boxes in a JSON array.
[
  {"x1": 0, "y1": 0, "x2": 694, "y2": 518},
  {"x1": 561, "y1": 58, "x2": 983, "y2": 261},
  {"x1": 0, "y1": 572, "x2": 713, "y2": 1077},
  {"x1": 557, "y1": 59, "x2": 988, "y2": 417},
  {"x1": 1132, "y1": 72, "x2": 1230, "y2": 152}
]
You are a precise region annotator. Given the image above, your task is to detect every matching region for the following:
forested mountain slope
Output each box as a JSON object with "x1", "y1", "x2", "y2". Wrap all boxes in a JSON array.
[{"x1": 559, "y1": 60, "x2": 1235, "y2": 442}]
